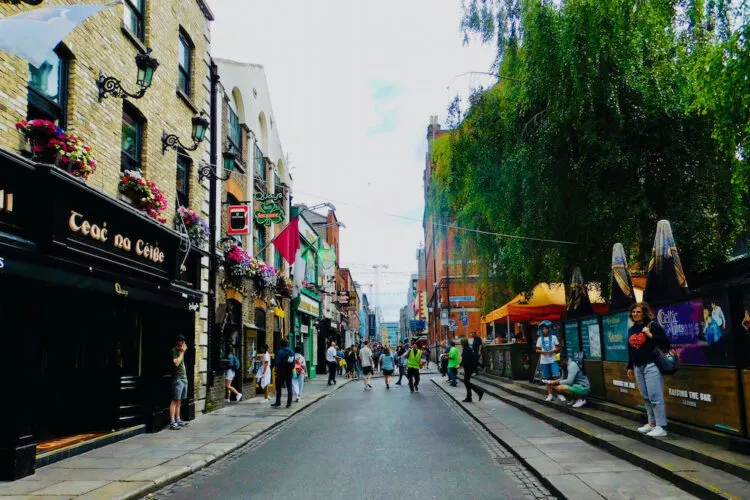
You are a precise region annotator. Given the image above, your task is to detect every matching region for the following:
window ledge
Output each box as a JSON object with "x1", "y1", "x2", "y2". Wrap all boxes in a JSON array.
[
  {"x1": 121, "y1": 24, "x2": 147, "y2": 54},
  {"x1": 176, "y1": 87, "x2": 199, "y2": 114}
]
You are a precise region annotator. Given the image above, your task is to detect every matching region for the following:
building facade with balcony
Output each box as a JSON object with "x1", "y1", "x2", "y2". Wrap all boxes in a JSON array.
[{"x1": 0, "y1": 0, "x2": 213, "y2": 479}]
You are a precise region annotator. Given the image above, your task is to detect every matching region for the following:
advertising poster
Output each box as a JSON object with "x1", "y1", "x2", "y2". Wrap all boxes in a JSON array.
[
  {"x1": 601, "y1": 312, "x2": 629, "y2": 362},
  {"x1": 563, "y1": 321, "x2": 580, "y2": 356},
  {"x1": 654, "y1": 295, "x2": 733, "y2": 366},
  {"x1": 580, "y1": 317, "x2": 602, "y2": 360}
]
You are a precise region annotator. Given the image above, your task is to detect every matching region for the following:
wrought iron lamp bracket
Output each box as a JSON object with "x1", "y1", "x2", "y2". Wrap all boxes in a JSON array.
[{"x1": 97, "y1": 73, "x2": 148, "y2": 102}]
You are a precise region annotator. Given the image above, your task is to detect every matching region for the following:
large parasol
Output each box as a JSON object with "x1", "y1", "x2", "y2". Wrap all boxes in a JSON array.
[
  {"x1": 566, "y1": 267, "x2": 594, "y2": 319},
  {"x1": 643, "y1": 220, "x2": 688, "y2": 304},
  {"x1": 609, "y1": 243, "x2": 636, "y2": 309}
]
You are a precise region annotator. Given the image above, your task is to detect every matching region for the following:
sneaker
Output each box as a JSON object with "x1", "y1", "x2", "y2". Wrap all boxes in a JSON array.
[
  {"x1": 462, "y1": 398, "x2": 472, "y2": 403},
  {"x1": 286, "y1": 403, "x2": 292, "y2": 408},
  {"x1": 295, "y1": 397, "x2": 300, "y2": 402},
  {"x1": 225, "y1": 398, "x2": 230, "y2": 403},
  {"x1": 415, "y1": 386, "x2": 419, "y2": 392},
  {"x1": 368, "y1": 384, "x2": 372, "y2": 388},
  {"x1": 646, "y1": 426, "x2": 667, "y2": 437},
  {"x1": 541, "y1": 379, "x2": 550, "y2": 384},
  {"x1": 545, "y1": 394, "x2": 554, "y2": 402},
  {"x1": 176, "y1": 419, "x2": 189, "y2": 427},
  {"x1": 478, "y1": 392, "x2": 484, "y2": 401},
  {"x1": 637, "y1": 423, "x2": 653, "y2": 433},
  {"x1": 237, "y1": 393, "x2": 243, "y2": 402},
  {"x1": 572, "y1": 399, "x2": 587, "y2": 408},
  {"x1": 557, "y1": 394, "x2": 567, "y2": 403},
  {"x1": 270, "y1": 403, "x2": 281, "y2": 407},
  {"x1": 169, "y1": 422, "x2": 181, "y2": 430}
]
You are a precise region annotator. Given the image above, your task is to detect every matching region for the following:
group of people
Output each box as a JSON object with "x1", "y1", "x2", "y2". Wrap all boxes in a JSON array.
[{"x1": 439, "y1": 336, "x2": 486, "y2": 403}]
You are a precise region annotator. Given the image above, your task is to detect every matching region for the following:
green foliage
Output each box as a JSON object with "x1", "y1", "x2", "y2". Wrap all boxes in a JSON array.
[{"x1": 432, "y1": 0, "x2": 749, "y2": 305}]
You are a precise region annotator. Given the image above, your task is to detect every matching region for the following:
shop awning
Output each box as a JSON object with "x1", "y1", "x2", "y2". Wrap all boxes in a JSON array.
[{"x1": 481, "y1": 283, "x2": 610, "y2": 324}]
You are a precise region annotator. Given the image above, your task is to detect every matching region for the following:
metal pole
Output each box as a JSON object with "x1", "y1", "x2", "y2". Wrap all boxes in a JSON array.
[
  {"x1": 207, "y1": 60, "x2": 220, "y2": 387},
  {"x1": 507, "y1": 314, "x2": 511, "y2": 343}
]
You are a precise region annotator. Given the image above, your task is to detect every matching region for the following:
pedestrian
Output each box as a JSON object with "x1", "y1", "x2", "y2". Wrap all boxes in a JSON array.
[
  {"x1": 337, "y1": 347, "x2": 345, "y2": 376},
  {"x1": 471, "y1": 332, "x2": 484, "y2": 375},
  {"x1": 257, "y1": 344, "x2": 272, "y2": 402},
  {"x1": 627, "y1": 302, "x2": 670, "y2": 437},
  {"x1": 460, "y1": 338, "x2": 484, "y2": 402},
  {"x1": 422, "y1": 347, "x2": 430, "y2": 370},
  {"x1": 346, "y1": 347, "x2": 357, "y2": 379},
  {"x1": 549, "y1": 353, "x2": 590, "y2": 407},
  {"x1": 379, "y1": 346, "x2": 395, "y2": 389},
  {"x1": 292, "y1": 344, "x2": 307, "y2": 402},
  {"x1": 225, "y1": 347, "x2": 243, "y2": 403},
  {"x1": 355, "y1": 345, "x2": 363, "y2": 379},
  {"x1": 536, "y1": 320, "x2": 564, "y2": 402},
  {"x1": 373, "y1": 348, "x2": 381, "y2": 373},
  {"x1": 169, "y1": 334, "x2": 189, "y2": 430},
  {"x1": 406, "y1": 342, "x2": 424, "y2": 392},
  {"x1": 440, "y1": 342, "x2": 449, "y2": 377},
  {"x1": 271, "y1": 338, "x2": 295, "y2": 408},
  {"x1": 395, "y1": 342, "x2": 407, "y2": 385},
  {"x1": 447, "y1": 340, "x2": 460, "y2": 387},
  {"x1": 326, "y1": 341, "x2": 341, "y2": 385},
  {"x1": 359, "y1": 340, "x2": 375, "y2": 390}
]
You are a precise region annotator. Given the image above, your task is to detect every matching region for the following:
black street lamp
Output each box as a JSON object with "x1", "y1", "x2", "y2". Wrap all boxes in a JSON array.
[
  {"x1": 162, "y1": 112, "x2": 209, "y2": 154},
  {"x1": 97, "y1": 48, "x2": 159, "y2": 101},
  {"x1": 198, "y1": 150, "x2": 236, "y2": 181}
]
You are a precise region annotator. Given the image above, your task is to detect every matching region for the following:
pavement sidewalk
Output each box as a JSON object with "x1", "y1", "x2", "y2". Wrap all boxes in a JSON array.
[
  {"x1": 0, "y1": 377, "x2": 351, "y2": 500},
  {"x1": 431, "y1": 376, "x2": 696, "y2": 500}
]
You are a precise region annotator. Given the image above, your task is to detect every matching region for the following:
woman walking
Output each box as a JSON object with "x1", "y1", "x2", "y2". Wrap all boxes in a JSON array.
[
  {"x1": 292, "y1": 344, "x2": 307, "y2": 402},
  {"x1": 257, "y1": 344, "x2": 272, "y2": 402},
  {"x1": 346, "y1": 347, "x2": 357, "y2": 379},
  {"x1": 460, "y1": 338, "x2": 484, "y2": 402},
  {"x1": 627, "y1": 302, "x2": 670, "y2": 437},
  {"x1": 225, "y1": 347, "x2": 243, "y2": 403},
  {"x1": 379, "y1": 347, "x2": 395, "y2": 389}
]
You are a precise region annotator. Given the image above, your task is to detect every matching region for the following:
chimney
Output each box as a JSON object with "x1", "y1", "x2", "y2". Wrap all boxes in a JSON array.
[{"x1": 426, "y1": 115, "x2": 440, "y2": 140}]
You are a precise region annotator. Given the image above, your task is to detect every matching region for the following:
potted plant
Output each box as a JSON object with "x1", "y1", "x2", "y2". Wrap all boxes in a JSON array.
[
  {"x1": 275, "y1": 271, "x2": 293, "y2": 298},
  {"x1": 175, "y1": 207, "x2": 209, "y2": 249},
  {"x1": 118, "y1": 170, "x2": 168, "y2": 223},
  {"x1": 15, "y1": 119, "x2": 63, "y2": 163},
  {"x1": 47, "y1": 134, "x2": 97, "y2": 180}
]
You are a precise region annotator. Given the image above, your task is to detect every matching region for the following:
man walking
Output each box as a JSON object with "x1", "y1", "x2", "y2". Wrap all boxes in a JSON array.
[
  {"x1": 471, "y1": 332, "x2": 484, "y2": 375},
  {"x1": 169, "y1": 335, "x2": 189, "y2": 430},
  {"x1": 407, "y1": 342, "x2": 424, "y2": 392},
  {"x1": 395, "y1": 342, "x2": 407, "y2": 385},
  {"x1": 359, "y1": 340, "x2": 374, "y2": 390},
  {"x1": 447, "y1": 340, "x2": 460, "y2": 387},
  {"x1": 326, "y1": 341, "x2": 341, "y2": 386},
  {"x1": 461, "y1": 338, "x2": 484, "y2": 402},
  {"x1": 271, "y1": 338, "x2": 295, "y2": 408}
]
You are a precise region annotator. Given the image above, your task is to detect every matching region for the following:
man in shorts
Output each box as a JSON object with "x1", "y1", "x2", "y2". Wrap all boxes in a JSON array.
[
  {"x1": 359, "y1": 340, "x2": 374, "y2": 390},
  {"x1": 170, "y1": 334, "x2": 189, "y2": 430},
  {"x1": 535, "y1": 320, "x2": 563, "y2": 402}
]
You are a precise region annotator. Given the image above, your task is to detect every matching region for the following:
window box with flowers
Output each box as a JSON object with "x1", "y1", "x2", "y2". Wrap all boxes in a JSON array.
[
  {"x1": 222, "y1": 244, "x2": 258, "y2": 292},
  {"x1": 119, "y1": 170, "x2": 168, "y2": 223},
  {"x1": 16, "y1": 120, "x2": 98, "y2": 180},
  {"x1": 174, "y1": 207, "x2": 209, "y2": 249},
  {"x1": 16, "y1": 119, "x2": 62, "y2": 163}
]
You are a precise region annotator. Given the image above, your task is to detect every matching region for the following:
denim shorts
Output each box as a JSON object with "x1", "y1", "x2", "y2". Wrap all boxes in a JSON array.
[
  {"x1": 540, "y1": 362, "x2": 560, "y2": 379},
  {"x1": 172, "y1": 379, "x2": 188, "y2": 400}
]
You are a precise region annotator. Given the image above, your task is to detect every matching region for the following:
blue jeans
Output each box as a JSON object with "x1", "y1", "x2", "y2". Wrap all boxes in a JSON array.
[
  {"x1": 634, "y1": 363, "x2": 667, "y2": 427},
  {"x1": 448, "y1": 367, "x2": 458, "y2": 383}
]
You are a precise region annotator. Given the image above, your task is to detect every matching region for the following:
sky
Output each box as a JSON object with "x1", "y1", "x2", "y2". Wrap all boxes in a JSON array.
[{"x1": 207, "y1": 0, "x2": 496, "y2": 321}]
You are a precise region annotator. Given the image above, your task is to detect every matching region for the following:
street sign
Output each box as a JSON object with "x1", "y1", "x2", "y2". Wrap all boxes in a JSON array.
[
  {"x1": 448, "y1": 319, "x2": 458, "y2": 331},
  {"x1": 227, "y1": 205, "x2": 249, "y2": 235},
  {"x1": 449, "y1": 295, "x2": 475, "y2": 302},
  {"x1": 410, "y1": 319, "x2": 425, "y2": 331},
  {"x1": 460, "y1": 311, "x2": 468, "y2": 327}
]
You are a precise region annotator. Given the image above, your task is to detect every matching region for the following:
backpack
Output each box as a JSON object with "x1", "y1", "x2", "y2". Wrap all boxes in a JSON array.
[
  {"x1": 284, "y1": 349, "x2": 295, "y2": 367},
  {"x1": 294, "y1": 355, "x2": 304, "y2": 375}
]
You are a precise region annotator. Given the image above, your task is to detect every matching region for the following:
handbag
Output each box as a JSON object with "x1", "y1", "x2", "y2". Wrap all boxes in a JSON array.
[{"x1": 653, "y1": 346, "x2": 679, "y2": 375}]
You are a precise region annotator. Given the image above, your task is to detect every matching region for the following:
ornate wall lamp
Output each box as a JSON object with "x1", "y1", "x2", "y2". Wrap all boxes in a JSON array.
[
  {"x1": 198, "y1": 150, "x2": 236, "y2": 181},
  {"x1": 162, "y1": 112, "x2": 209, "y2": 154},
  {"x1": 97, "y1": 49, "x2": 159, "y2": 101}
]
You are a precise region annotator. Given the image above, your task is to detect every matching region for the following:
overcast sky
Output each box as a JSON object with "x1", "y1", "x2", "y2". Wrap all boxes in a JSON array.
[{"x1": 207, "y1": 0, "x2": 496, "y2": 320}]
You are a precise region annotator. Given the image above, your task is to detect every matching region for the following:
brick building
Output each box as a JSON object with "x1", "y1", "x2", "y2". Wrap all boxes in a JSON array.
[
  {"x1": 422, "y1": 116, "x2": 483, "y2": 349},
  {"x1": 0, "y1": 0, "x2": 213, "y2": 479}
]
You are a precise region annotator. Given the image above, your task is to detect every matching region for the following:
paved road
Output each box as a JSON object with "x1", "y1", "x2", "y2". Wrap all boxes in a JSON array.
[{"x1": 152, "y1": 376, "x2": 550, "y2": 500}]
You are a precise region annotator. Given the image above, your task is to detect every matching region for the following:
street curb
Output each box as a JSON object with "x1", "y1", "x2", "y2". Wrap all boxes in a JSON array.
[
  {"x1": 120, "y1": 379, "x2": 353, "y2": 500},
  {"x1": 430, "y1": 379, "x2": 566, "y2": 500}
]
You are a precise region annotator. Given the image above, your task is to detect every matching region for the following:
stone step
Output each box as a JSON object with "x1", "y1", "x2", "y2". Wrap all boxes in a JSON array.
[{"x1": 469, "y1": 377, "x2": 750, "y2": 499}]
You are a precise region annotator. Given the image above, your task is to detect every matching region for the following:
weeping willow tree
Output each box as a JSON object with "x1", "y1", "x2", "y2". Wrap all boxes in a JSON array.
[{"x1": 430, "y1": 0, "x2": 749, "y2": 307}]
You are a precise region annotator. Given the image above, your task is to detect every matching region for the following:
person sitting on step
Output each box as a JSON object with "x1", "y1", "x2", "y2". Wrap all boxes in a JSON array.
[{"x1": 549, "y1": 353, "x2": 590, "y2": 408}]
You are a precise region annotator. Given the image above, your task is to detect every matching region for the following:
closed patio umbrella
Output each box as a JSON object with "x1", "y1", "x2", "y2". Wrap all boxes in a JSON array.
[
  {"x1": 610, "y1": 243, "x2": 636, "y2": 309},
  {"x1": 566, "y1": 267, "x2": 594, "y2": 319},
  {"x1": 643, "y1": 220, "x2": 688, "y2": 304}
]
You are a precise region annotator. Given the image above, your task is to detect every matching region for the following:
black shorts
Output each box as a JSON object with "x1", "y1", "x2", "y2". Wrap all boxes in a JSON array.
[
  {"x1": 363, "y1": 366, "x2": 373, "y2": 375},
  {"x1": 383, "y1": 369, "x2": 394, "y2": 376}
]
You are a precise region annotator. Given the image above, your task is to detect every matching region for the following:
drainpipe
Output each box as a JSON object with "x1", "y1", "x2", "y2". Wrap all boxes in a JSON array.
[{"x1": 207, "y1": 59, "x2": 220, "y2": 388}]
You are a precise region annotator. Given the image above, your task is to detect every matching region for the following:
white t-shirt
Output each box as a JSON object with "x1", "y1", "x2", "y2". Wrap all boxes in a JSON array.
[
  {"x1": 326, "y1": 346, "x2": 336, "y2": 363},
  {"x1": 359, "y1": 346, "x2": 373, "y2": 367},
  {"x1": 536, "y1": 334, "x2": 559, "y2": 365}
]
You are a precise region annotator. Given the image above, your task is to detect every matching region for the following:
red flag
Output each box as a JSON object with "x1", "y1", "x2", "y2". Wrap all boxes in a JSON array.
[{"x1": 272, "y1": 216, "x2": 300, "y2": 264}]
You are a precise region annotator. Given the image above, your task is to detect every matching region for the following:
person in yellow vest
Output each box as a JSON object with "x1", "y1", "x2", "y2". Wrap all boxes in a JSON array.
[
  {"x1": 447, "y1": 340, "x2": 460, "y2": 387},
  {"x1": 406, "y1": 342, "x2": 425, "y2": 392}
]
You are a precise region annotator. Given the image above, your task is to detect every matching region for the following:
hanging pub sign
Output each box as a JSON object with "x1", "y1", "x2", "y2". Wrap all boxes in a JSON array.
[
  {"x1": 338, "y1": 291, "x2": 349, "y2": 305},
  {"x1": 348, "y1": 290, "x2": 357, "y2": 307},
  {"x1": 254, "y1": 193, "x2": 284, "y2": 227},
  {"x1": 227, "y1": 205, "x2": 250, "y2": 235}
]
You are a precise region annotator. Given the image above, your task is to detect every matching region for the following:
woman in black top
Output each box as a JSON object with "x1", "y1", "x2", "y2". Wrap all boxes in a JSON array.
[
  {"x1": 459, "y1": 338, "x2": 484, "y2": 403},
  {"x1": 626, "y1": 302, "x2": 670, "y2": 437}
]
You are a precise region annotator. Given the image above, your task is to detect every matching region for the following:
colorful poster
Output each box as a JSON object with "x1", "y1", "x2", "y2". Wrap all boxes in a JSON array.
[
  {"x1": 580, "y1": 317, "x2": 602, "y2": 360},
  {"x1": 654, "y1": 296, "x2": 733, "y2": 366},
  {"x1": 563, "y1": 321, "x2": 580, "y2": 356},
  {"x1": 602, "y1": 312, "x2": 629, "y2": 362}
]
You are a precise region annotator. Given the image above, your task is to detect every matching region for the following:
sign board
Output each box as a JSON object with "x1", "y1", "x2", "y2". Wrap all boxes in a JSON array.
[
  {"x1": 338, "y1": 291, "x2": 349, "y2": 305},
  {"x1": 348, "y1": 291, "x2": 357, "y2": 307},
  {"x1": 227, "y1": 205, "x2": 249, "y2": 235},
  {"x1": 300, "y1": 324, "x2": 309, "y2": 334},
  {"x1": 440, "y1": 309, "x2": 450, "y2": 326},
  {"x1": 601, "y1": 312, "x2": 629, "y2": 362},
  {"x1": 563, "y1": 320, "x2": 580, "y2": 356},
  {"x1": 410, "y1": 319, "x2": 426, "y2": 331},
  {"x1": 448, "y1": 319, "x2": 458, "y2": 331},
  {"x1": 580, "y1": 317, "x2": 602, "y2": 360},
  {"x1": 297, "y1": 294, "x2": 320, "y2": 317},
  {"x1": 460, "y1": 310, "x2": 468, "y2": 327},
  {"x1": 449, "y1": 296, "x2": 475, "y2": 302}
]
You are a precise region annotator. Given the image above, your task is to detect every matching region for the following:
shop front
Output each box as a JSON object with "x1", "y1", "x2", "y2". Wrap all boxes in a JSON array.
[
  {"x1": 294, "y1": 291, "x2": 320, "y2": 378},
  {"x1": 0, "y1": 152, "x2": 204, "y2": 480}
]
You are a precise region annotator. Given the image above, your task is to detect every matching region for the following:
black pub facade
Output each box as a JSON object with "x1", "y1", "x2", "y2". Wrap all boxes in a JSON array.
[{"x1": 0, "y1": 150, "x2": 204, "y2": 480}]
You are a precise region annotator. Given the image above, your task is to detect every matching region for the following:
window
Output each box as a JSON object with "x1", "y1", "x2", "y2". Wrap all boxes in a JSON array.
[
  {"x1": 123, "y1": 0, "x2": 145, "y2": 42},
  {"x1": 254, "y1": 143, "x2": 265, "y2": 181},
  {"x1": 178, "y1": 30, "x2": 193, "y2": 95},
  {"x1": 27, "y1": 47, "x2": 68, "y2": 126},
  {"x1": 176, "y1": 155, "x2": 190, "y2": 207},
  {"x1": 227, "y1": 106, "x2": 241, "y2": 151},
  {"x1": 121, "y1": 105, "x2": 143, "y2": 172},
  {"x1": 254, "y1": 224, "x2": 266, "y2": 259}
]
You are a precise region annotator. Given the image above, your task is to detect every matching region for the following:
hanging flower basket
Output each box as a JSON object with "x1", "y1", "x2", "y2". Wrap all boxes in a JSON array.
[
  {"x1": 175, "y1": 207, "x2": 209, "y2": 249},
  {"x1": 16, "y1": 119, "x2": 63, "y2": 163},
  {"x1": 48, "y1": 134, "x2": 97, "y2": 181},
  {"x1": 119, "y1": 170, "x2": 168, "y2": 223}
]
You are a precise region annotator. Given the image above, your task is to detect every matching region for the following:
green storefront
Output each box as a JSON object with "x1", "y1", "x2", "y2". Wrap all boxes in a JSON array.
[{"x1": 293, "y1": 290, "x2": 320, "y2": 378}]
